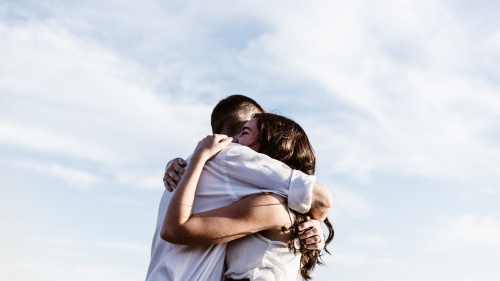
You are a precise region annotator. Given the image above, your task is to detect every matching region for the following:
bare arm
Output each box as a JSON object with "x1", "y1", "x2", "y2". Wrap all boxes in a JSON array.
[
  {"x1": 163, "y1": 148, "x2": 332, "y2": 218},
  {"x1": 309, "y1": 183, "x2": 333, "y2": 222},
  {"x1": 161, "y1": 134, "x2": 330, "y2": 246},
  {"x1": 161, "y1": 193, "x2": 290, "y2": 245},
  {"x1": 161, "y1": 135, "x2": 321, "y2": 246},
  {"x1": 162, "y1": 134, "x2": 232, "y2": 240}
]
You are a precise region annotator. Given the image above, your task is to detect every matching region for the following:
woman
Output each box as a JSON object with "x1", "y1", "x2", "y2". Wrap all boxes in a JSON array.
[{"x1": 162, "y1": 113, "x2": 333, "y2": 280}]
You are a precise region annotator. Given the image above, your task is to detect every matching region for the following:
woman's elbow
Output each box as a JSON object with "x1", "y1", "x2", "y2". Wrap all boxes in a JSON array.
[
  {"x1": 161, "y1": 225, "x2": 194, "y2": 245},
  {"x1": 160, "y1": 225, "x2": 180, "y2": 243},
  {"x1": 160, "y1": 227, "x2": 171, "y2": 241}
]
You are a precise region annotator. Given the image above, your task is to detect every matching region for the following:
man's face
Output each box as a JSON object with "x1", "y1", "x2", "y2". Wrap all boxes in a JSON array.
[
  {"x1": 238, "y1": 109, "x2": 259, "y2": 124},
  {"x1": 232, "y1": 118, "x2": 259, "y2": 151},
  {"x1": 229, "y1": 108, "x2": 261, "y2": 137}
]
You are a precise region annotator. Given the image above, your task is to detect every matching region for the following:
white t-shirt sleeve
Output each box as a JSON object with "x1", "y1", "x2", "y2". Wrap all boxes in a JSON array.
[{"x1": 222, "y1": 144, "x2": 314, "y2": 213}]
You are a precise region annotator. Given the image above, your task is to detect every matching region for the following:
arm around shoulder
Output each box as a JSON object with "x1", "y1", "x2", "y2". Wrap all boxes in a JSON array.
[{"x1": 161, "y1": 193, "x2": 290, "y2": 245}]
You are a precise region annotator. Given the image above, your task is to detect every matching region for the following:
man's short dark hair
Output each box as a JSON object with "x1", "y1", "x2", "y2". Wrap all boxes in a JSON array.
[{"x1": 211, "y1": 95, "x2": 264, "y2": 136}]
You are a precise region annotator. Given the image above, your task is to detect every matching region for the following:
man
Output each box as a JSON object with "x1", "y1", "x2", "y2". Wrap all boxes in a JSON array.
[
  {"x1": 146, "y1": 95, "x2": 331, "y2": 280},
  {"x1": 164, "y1": 95, "x2": 264, "y2": 192}
]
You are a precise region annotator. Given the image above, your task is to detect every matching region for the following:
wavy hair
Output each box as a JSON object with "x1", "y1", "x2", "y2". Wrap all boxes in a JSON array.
[{"x1": 252, "y1": 113, "x2": 334, "y2": 280}]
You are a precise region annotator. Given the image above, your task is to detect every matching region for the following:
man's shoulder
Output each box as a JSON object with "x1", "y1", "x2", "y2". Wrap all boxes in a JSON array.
[
  {"x1": 219, "y1": 143, "x2": 255, "y2": 156},
  {"x1": 218, "y1": 143, "x2": 275, "y2": 164}
]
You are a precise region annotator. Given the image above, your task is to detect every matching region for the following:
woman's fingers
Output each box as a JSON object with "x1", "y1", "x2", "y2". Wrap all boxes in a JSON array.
[
  {"x1": 196, "y1": 134, "x2": 232, "y2": 161},
  {"x1": 216, "y1": 134, "x2": 233, "y2": 147}
]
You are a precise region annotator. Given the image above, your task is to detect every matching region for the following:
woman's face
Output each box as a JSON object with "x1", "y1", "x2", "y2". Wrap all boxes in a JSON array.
[{"x1": 232, "y1": 118, "x2": 259, "y2": 151}]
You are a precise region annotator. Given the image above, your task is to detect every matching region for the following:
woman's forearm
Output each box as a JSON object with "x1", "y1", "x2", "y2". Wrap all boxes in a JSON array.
[
  {"x1": 161, "y1": 134, "x2": 233, "y2": 243},
  {"x1": 161, "y1": 153, "x2": 205, "y2": 240},
  {"x1": 162, "y1": 193, "x2": 290, "y2": 245}
]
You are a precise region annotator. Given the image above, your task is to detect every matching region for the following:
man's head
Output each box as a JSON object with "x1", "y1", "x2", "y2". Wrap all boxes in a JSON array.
[{"x1": 211, "y1": 95, "x2": 264, "y2": 136}]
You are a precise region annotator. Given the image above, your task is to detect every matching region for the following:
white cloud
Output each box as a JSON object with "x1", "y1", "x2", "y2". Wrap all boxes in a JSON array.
[
  {"x1": 51, "y1": 237, "x2": 149, "y2": 256},
  {"x1": 349, "y1": 233, "x2": 390, "y2": 248},
  {"x1": 328, "y1": 185, "x2": 373, "y2": 220},
  {"x1": 233, "y1": 0, "x2": 500, "y2": 187},
  {"x1": 325, "y1": 245, "x2": 402, "y2": 267},
  {"x1": 0, "y1": 19, "x2": 212, "y2": 192},
  {"x1": 426, "y1": 214, "x2": 500, "y2": 249},
  {"x1": 113, "y1": 168, "x2": 164, "y2": 189},
  {"x1": 110, "y1": 197, "x2": 143, "y2": 206},
  {"x1": 0, "y1": 224, "x2": 149, "y2": 281},
  {"x1": 0, "y1": 120, "x2": 114, "y2": 165},
  {"x1": 10, "y1": 159, "x2": 103, "y2": 189},
  {"x1": 1, "y1": 261, "x2": 145, "y2": 281}
]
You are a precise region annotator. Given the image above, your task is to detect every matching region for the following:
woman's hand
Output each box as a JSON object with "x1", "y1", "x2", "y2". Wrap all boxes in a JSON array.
[{"x1": 193, "y1": 134, "x2": 233, "y2": 162}]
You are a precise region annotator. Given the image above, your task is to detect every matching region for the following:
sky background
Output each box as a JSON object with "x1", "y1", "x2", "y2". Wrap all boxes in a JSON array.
[{"x1": 1, "y1": 0, "x2": 499, "y2": 280}]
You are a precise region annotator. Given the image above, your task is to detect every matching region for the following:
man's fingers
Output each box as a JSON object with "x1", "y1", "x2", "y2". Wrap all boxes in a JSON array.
[
  {"x1": 172, "y1": 164, "x2": 185, "y2": 175},
  {"x1": 299, "y1": 227, "x2": 319, "y2": 239},
  {"x1": 302, "y1": 234, "x2": 325, "y2": 250},
  {"x1": 163, "y1": 177, "x2": 173, "y2": 191},
  {"x1": 305, "y1": 241, "x2": 324, "y2": 250},
  {"x1": 176, "y1": 157, "x2": 186, "y2": 166},
  {"x1": 163, "y1": 157, "x2": 186, "y2": 191},
  {"x1": 172, "y1": 158, "x2": 186, "y2": 175},
  {"x1": 303, "y1": 235, "x2": 322, "y2": 245},
  {"x1": 168, "y1": 172, "x2": 181, "y2": 183},
  {"x1": 164, "y1": 176, "x2": 178, "y2": 191},
  {"x1": 298, "y1": 219, "x2": 320, "y2": 232},
  {"x1": 219, "y1": 136, "x2": 233, "y2": 147},
  {"x1": 298, "y1": 217, "x2": 326, "y2": 251}
]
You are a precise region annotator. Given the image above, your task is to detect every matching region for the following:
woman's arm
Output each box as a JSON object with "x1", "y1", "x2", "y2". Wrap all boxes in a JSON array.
[
  {"x1": 161, "y1": 134, "x2": 327, "y2": 246},
  {"x1": 162, "y1": 134, "x2": 232, "y2": 238},
  {"x1": 161, "y1": 192, "x2": 291, "y2": 245},
  {"x1": 162, "y1": 192, "x2": 327, "y2": 249}
]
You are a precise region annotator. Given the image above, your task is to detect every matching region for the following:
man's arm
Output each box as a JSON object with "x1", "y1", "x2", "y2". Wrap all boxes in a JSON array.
[
  {"x1": 309, "y1": 183, "x2": 333, "y2": 222},
  {"x1": 299, "y1": 217, "x2": 326, "y2": 250}
]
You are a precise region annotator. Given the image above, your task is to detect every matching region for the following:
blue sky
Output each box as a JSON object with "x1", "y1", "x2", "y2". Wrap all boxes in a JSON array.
[{"x1": 1, "y1": 0, "x2": 499, "y2": 280}]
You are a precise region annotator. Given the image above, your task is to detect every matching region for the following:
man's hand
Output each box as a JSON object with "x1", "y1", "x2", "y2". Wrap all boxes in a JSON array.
[
  {"x1": 163, "y1": 157, "x2": 187, "y2": 191},
  {"x1": 298, "y1": 217, "x2": 325, "y2": 251}
]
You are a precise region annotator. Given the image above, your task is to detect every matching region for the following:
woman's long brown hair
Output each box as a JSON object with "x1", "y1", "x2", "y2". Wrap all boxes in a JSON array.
[{"x1": 252, "y1": 113, "x2": 334, "y2": 280}]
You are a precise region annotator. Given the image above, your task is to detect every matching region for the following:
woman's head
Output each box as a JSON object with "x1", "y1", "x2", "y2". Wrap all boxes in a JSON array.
[
  {"x1": 234, "y1": 113, "x2": 315, "y2": 176},
  {"x1": 232, "y1": 117, "x2": 260, "y2": 151},
  {"x1": 235, "y1": 113, "x2": 333, "y2": 281}
]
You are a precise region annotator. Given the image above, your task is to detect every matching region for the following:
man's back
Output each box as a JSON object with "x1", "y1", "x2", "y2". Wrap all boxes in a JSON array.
[{"x1": 146, "y1": 189, "x2": 226, "y2": 281}]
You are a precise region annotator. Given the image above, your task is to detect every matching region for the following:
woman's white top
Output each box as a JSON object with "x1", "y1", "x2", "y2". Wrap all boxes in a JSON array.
[{"x1": 225, "y1": 233, "x2": 300, "y2": 281}]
